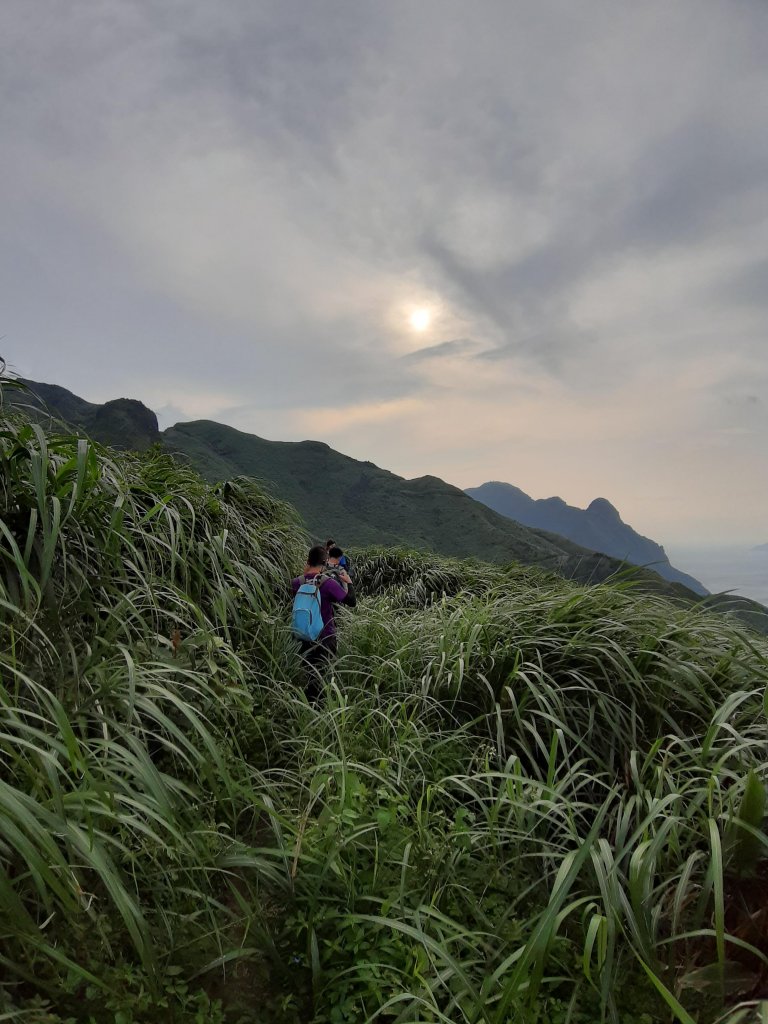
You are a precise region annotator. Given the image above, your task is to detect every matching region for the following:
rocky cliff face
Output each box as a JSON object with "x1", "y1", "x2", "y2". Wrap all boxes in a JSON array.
[
  {"x1": 89, "y1": 398, "x2": 160, "y2": 450},
  {"x1": 12, "y1": 381, "x2": 159, "y2": 451}
]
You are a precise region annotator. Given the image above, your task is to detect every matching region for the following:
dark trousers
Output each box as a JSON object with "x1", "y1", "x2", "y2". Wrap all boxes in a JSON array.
[{"x1": 299, "y1": 635, "x2": 337, "y2": 703}]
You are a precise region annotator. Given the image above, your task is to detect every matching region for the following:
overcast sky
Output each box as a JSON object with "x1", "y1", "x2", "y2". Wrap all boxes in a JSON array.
[{"x1": 2, "y1": 0, "x2": 767, "y2": 545}]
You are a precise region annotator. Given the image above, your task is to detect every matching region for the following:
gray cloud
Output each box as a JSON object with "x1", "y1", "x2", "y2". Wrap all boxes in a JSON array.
[
  {"x1": 1, "y1": 0, "x2": 767, "y2": 542},
  {"x1": 403, "y1": 338, "x2": 477, "y2": 362}
]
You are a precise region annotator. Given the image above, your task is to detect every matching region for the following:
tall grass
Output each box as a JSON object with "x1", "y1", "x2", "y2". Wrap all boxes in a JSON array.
[
  {"x1": 259, "y1": 554, "x2": 768, "y2": 1022},
  {"x1": 1, "y1": 383, "x2": 768, "y2": 1023},
  {"x1": 0, "y1": 397, "x2": 306, "y2": 1017}
]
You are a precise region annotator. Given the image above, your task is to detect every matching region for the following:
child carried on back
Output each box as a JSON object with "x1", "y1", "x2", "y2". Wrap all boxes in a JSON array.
[{"x1": 325, "y1": 545, "x2": 350, "y2": 592}]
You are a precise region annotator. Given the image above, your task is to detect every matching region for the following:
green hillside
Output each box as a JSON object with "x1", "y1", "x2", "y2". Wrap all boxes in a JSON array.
[
  {"x1": 14, "y1": 379, "x2": 660, "y2": 587},
  {"x1": 165, "y1": 420, "x2": 570, "y2": 555},
  {"x1": 3, "y1": 389, "x2": 768, "y2": 1023},
  {"x1": 14, "y1": 379, "x2": 607, "y2": 576},
  {"x1": 163, "y1": 420, "x2": 689, "y2": 593},
  {"x1": 12, "y1": 378, "x2": 768, "y2": 633}
]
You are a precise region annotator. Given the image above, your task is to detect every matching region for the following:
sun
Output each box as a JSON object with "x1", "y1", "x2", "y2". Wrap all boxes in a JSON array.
[{"x1": 409, "y1": 307, "x2": 432, "y2": 332}]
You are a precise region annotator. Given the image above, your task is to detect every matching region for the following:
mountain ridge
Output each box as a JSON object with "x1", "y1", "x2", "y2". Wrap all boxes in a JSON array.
[
  {"x1": 14, "y1": 377, "x2": 760, "y2": 626},
  {"x1": 466, "y1": 480, "x2": 707, "y2": 595},
  {"x1": 162, "y1": 418, "x2": 592, "y2": 570}
]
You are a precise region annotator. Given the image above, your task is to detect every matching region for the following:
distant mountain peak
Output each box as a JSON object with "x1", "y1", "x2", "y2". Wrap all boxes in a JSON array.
[
  {"x1": 586, "y1": 497, "x2": 621, "y2": 521},
  {"x1": 478, "y1": 480, "x2": 530, "y2": 498},
  {"x1": 98, "y1": 397, "x2": 158, "y2": 423},
  {"x1": 466, "y1": 480, "x2": 708, "y2": 596},
  {"x1": 300, "y1": 440, "x2": 332, "y2": 452}
]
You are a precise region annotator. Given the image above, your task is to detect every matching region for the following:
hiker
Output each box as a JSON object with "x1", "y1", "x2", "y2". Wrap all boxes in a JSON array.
[
  {"x1": 325, "y1": 544, "x2": 350, "y2": 591},
  {"x1": 291, "y1": 544, "x2": 356, "y2": 702},
  {"x1": 325, "y1": 538, "x2": 352, "y2": 579}
]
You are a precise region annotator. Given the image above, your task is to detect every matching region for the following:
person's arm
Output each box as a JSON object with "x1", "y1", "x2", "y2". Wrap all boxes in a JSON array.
[
  {"x1": 321, "y1": 577, "x2": 348, "y2": 603},
  {"x1": 322, "y1": 577, "x2": 356, "y2": 607},
  {"x1": 337, "y1": 570, "x2": 356, "y2": 606}
]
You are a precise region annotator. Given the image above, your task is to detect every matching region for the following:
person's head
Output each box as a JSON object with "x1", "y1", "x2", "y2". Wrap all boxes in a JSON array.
[
  {"x1": 325, "y1": 538, "x2": 335, "y2": 550},
  {"x1": 306, "y1": 544, "x2": 328, "y2": 568},
  {"x1": 327, "y1": 544, "x2": 343, "y2": 565}
]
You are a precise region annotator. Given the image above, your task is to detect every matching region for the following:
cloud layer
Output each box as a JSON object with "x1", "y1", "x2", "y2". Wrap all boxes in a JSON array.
[{"x1": 2, "y1": 0, "x2": 767, "y2": 542}]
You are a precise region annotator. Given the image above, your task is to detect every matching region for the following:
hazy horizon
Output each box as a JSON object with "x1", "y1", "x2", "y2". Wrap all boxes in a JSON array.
[
  {"x1": 667, "y1": 543, "x2": 768, "y2": 606},
  {"x1": 3, "y1": 1, "x2": 767, "y2": 546}
]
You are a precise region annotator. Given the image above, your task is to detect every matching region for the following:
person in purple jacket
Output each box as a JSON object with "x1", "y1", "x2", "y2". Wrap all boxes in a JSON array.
[{"x1": 291, "y1": 543, "x2": 356, "y2": 701}]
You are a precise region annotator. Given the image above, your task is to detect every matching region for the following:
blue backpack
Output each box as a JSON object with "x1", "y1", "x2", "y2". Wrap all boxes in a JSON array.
[{"x1": 292, "y1": 575, "x2": 325, "y2": 641}]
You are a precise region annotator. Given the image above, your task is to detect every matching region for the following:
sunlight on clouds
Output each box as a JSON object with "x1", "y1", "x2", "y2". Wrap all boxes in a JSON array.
[
  {"x1": 386, "y1": 294, "x2": 480, "y2": 357},
  {"x1": 409, "y1": 307, "x2": 432, "y2": 331},
  {"x1": 316, "y1": 357, "x2": 758, "y2": 480},
  {"x1": 4, "y1": 0, "x2": 768, "y2": 544}
]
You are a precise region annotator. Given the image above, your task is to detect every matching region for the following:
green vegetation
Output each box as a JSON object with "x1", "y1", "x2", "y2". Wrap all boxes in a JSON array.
[{"x1": 2, "y1": 381, "x2": 768, "y2": 1022}]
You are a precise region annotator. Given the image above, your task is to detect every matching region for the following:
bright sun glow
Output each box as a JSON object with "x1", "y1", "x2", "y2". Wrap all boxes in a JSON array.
[{"x1": 409, "y1": 308, "x2": 432, "y2": 332}]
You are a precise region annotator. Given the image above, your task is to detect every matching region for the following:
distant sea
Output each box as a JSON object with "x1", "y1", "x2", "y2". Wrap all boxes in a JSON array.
[{"x1": 666, "y1": 545, "x2": 768, "y2": 608}]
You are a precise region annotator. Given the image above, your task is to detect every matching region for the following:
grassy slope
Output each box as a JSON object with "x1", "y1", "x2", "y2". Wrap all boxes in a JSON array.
[{"x1": 163, "y1": 420, "x2": 560, "y2": 556}]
